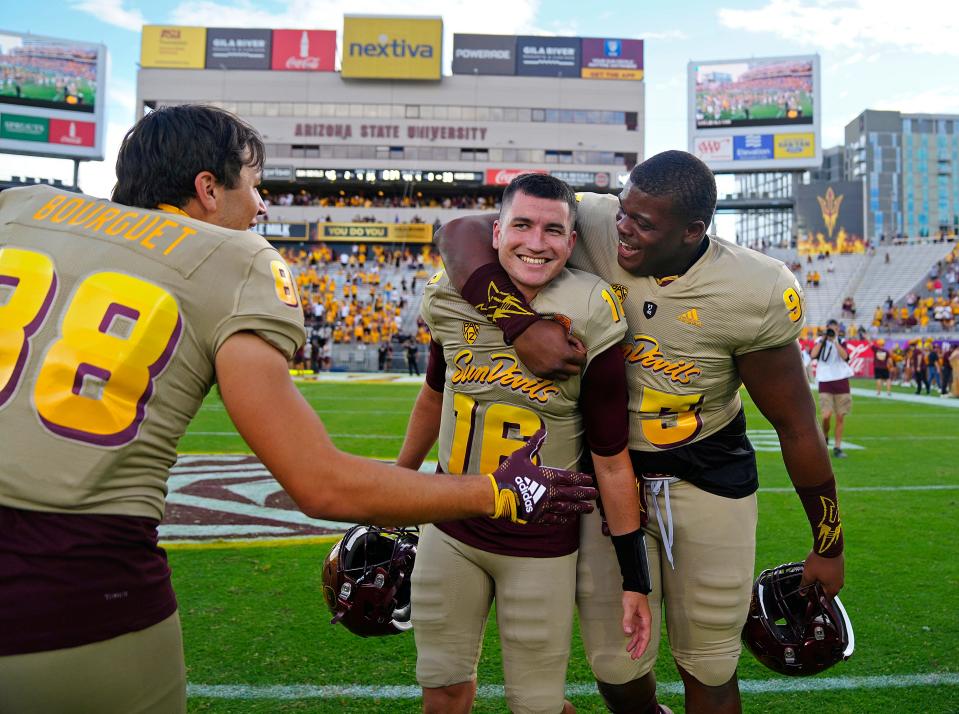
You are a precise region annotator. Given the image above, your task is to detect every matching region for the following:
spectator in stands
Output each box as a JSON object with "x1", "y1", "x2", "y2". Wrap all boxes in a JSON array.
[
  {"x1": 841, "y1": 296, "x2": 856, "y2": 319},
  {"x1": 811, "y1": 320, "x2": 853, "y2": 458}
]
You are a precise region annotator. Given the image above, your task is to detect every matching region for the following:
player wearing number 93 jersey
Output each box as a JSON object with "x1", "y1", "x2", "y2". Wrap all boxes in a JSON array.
[{"x1": 0, "y1": 106, "x2": 597, "y2": 714}]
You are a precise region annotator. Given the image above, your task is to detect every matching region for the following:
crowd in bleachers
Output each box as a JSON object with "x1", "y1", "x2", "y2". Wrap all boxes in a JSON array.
[
  {"x1": 866, "y1": 244, "x2": 959, "y2": 334},
  {"x1": 276, "y1": 241, "x2": 442, "y2": 371},
  {"x1": 262, "y1": 189, "x2": 499, "y2": 212}
]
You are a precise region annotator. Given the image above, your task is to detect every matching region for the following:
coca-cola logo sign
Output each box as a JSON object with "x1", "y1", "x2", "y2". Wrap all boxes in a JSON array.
[
  {"x1": 485, "y1": 168, "x2": 548, "y2": 186},
  {"x1": 271, "y1": 29, "x2": 336, "y2": 72},
  {"x1": 286, "y1": 55, "x2": 321, "y2": 70}
]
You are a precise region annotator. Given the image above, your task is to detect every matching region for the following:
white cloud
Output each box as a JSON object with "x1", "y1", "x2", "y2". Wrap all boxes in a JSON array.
[
  {"x1": 718, "y1": 0, "x2": 959, "y2": 56},
  {"x1": 109, "y1": 81, "x2": 137, "y2": 118},
  {"x1": 70, "y1": 0, "x2": 146, "y2": 32},
  {"x1": 636, "y1": 30, "x2": 689, "y2": 41},
  {"x1": 872, "y1": 89, "x2": 959, "y2": 115}
]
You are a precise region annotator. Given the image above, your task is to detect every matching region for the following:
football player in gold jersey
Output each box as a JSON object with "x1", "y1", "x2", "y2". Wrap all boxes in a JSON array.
[
  {"x1": 398, "y1": 174, "x2": 650, "y2": 714},
  {"x1": 436, "y1": 151, "x2": 845, "y2": 714},
  {"x1": 0, "y1": 106, "x2": 594, "y2": 714}
]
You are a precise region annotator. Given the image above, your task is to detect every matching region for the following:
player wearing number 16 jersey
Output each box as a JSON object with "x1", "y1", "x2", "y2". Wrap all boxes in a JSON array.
[
  {"x1": 0, "y1": 106, "x2": 596, "y2": 714},
  {"x1": 435, "y1": 151, "x2": 846, "y2": 714},
  {"x1": 396, "y1": 174, "x2": 650, "y2": 714}
]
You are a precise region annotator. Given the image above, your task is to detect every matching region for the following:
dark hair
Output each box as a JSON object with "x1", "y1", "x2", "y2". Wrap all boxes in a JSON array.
[
  {"x1": 500, "y1": 172, "x2": 576, "y2": 227},
  {"x1": 112, "y1": 105, "x2": 265, "y2": 209},
  {"x1": 628, "y1": 150, "x2": 717, "y2": 227}
]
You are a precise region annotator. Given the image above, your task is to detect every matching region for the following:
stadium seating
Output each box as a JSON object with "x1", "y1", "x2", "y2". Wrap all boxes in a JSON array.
[{"x1": 764, "y1": 242, "x2": 957, "y2": 331}]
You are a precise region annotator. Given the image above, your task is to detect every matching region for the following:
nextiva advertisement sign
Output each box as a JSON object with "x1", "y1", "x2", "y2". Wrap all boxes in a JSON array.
[
  {"x1": 205, "y1": 28, "x2": 271, "y2": 69},
  {"x1": 580, "y1": 38, "x2": 644, "y2": 80},
  {"x1": 452, "y1": 34, "x2": 516, "y2": 76},
  {"x1": 733, "y1": 134, "x2": 774, "y2": 161},
  {"x1": 516, "y1": 36, "x2": 580, "y2": 77},
  {"x1": 341, "y1": 16, "x2": 442, "y2": 80},
  {"x1": 271, "y1": 30, "x2": 336, "y2": 72}
]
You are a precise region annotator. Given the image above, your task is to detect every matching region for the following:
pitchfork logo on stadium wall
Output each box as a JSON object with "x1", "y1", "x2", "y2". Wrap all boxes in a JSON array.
[{"x1": 817, "y1": 186, "x2": 844, "y2": 239}]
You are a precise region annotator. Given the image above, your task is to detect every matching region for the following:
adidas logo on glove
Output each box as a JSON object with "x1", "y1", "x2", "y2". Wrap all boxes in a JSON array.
[{"x1": 515, "y1": 476, "x2": 546, "y2": 514}]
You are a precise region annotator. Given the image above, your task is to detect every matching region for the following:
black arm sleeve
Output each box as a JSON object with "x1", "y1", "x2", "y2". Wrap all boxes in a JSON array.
[
  {"x1": 425, "y1": 339, "x2": 447, "y2": 392},
  {"x1": 580, "y1": 344, "x2": 629, "y2": 457}
]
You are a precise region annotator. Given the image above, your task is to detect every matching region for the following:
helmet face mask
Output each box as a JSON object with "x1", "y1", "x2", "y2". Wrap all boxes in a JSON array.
[
  {"x1": 742, "y1": 562, "x2": 854, "y2": 676},
  {"x1": 322, "y1": 525, "x2": 418, "y2": 637}
]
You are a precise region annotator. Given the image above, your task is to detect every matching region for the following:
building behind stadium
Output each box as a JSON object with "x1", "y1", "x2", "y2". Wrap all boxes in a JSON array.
[{"x1": 135, "y1": 19, "x2": 645, "y2": 238}]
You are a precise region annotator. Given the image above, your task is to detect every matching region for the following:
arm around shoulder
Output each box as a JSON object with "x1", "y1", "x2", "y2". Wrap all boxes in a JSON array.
[{"x1": 433, "y1": 213, "x2": 498, "y2": 292}]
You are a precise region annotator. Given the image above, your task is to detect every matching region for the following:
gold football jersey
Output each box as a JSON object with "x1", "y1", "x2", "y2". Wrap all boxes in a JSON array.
[
  {"x1": 423, "y1": 267, "x2": 626, "y2": 473},
  {"x1": 0, "y1": 186, "x2": 305, "y2": 519},
  {"x1": 572, "y1": 192, "x2": 805, "y2": 452}
]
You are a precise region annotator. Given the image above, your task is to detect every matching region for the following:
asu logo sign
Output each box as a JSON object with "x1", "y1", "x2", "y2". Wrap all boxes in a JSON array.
[
  {"x1": 463, "y1": 322, "x2": 480, "y2": 344},
  {"x1": 817, "y1": 186, "x2": 844, "y2": 239},
  {"x1": 141, "y1": 26, "x2": 207, "y2": 69},
  {"x1": 611, "y1": 283, "x2": 629, "y2": 304},
  {"x1": 341, "y1": 16, "x2": 442, "y2": 80}
]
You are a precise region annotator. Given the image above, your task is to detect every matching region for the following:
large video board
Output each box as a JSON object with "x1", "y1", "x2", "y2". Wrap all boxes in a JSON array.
[
  {"x1": 0, "y1": 30, "x2": 106, "y2": 160},
  {"x1": 688, "y1": 54, "x2": 820, "y2": 171}
]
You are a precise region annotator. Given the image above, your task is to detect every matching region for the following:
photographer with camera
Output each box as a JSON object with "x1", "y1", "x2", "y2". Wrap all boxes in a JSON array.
[{"x1": 811, "y1": 319, "x2": 854, "y2": 458}]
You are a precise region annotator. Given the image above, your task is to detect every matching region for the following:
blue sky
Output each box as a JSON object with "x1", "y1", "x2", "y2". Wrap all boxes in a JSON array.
[{"x1": 1, "y1": 0, "x2": 957, "y2": 199}]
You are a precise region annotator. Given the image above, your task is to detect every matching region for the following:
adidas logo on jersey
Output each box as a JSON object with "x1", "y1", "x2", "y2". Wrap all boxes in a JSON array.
[
  {"x1": 678, "y1": 309, "x2": 702, "y2": 327},
  {"x1": 515, "y1": 476, "x2": 546, "y2": 514}
]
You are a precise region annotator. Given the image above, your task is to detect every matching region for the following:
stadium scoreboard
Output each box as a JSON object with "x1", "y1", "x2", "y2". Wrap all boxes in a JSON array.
[
  {"x1": 0, "y1": 29, "x2": 106, "y2": 161},
  {"x1": 687, "y1": 54, "x2": 821, "y2": 172}
]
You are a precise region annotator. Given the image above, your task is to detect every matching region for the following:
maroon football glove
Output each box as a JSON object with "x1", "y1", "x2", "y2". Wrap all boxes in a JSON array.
[{"x1": 488, "y1": 428, "x2": 596, "y2": 525}]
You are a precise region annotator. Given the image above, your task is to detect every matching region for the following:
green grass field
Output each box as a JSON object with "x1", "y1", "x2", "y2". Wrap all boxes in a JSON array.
[{"x1": 170, "y1": 379, "x2": 959, "y2": 712}]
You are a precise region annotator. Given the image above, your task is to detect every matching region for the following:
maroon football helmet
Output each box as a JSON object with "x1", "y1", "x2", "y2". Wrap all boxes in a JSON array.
[
  {"x1": 322, "y1": 525, "x2": 418, "y2": 637},
  {"x1": 742, "y1": 562, "x2": 854, "y2": 676}
]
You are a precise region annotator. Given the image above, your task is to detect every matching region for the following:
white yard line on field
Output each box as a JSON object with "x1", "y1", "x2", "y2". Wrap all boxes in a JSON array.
[{"x1": 187, "y1": 672, "x2": 959, "y2": 700}]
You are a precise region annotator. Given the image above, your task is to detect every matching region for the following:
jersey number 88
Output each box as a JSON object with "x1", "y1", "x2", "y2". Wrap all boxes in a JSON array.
[{"x1": 0, "y1": 246, "x2": 181, "y2": 446}]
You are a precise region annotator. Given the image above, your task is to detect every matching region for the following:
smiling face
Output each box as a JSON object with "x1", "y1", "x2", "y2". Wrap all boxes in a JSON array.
[
  {"x1": 615, "y1": 182, "x2": 705, "y2": 278},
  {"x1": 493, "y1": 190, "x2": 576, "y2": 302}
]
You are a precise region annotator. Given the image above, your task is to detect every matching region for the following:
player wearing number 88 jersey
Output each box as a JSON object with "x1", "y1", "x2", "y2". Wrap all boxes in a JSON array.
[
  {"x1": 396, "y1": 174, "x2": 650, "y2": 714},
  {"x1": 0, "y1": 106, "x2": 597, "y2": 714}
]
